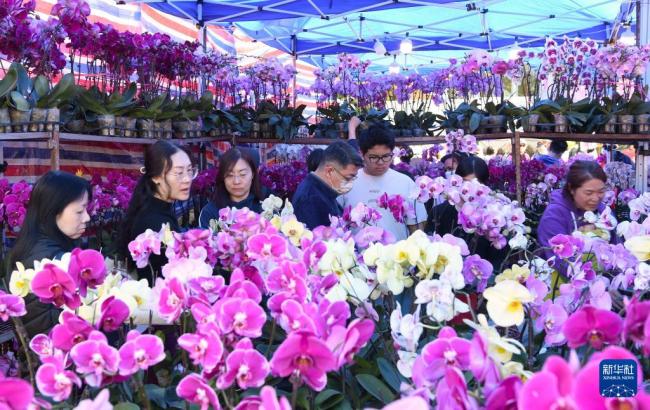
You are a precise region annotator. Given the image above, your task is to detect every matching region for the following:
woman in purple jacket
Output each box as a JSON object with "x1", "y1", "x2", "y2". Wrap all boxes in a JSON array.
[{"x1": 537, "y1": 160, "x2": 608, "y2": 255}]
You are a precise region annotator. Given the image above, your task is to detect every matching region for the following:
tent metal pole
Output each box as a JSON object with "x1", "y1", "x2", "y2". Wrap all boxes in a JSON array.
[
  {"x1": 638, "y1": 0, "x2": 649, "y2": 193},
  {"x1": 292, "y1": 35, "x2": 298, "y2": 107}
]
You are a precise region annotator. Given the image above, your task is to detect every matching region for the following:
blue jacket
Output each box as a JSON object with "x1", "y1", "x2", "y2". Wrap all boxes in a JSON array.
[
  {"x1": 199, "y1": 194, "x2": 263, "y2": 228},
  {"x1": 292, "y1": 173, "x2": 342, "y2": 229}
]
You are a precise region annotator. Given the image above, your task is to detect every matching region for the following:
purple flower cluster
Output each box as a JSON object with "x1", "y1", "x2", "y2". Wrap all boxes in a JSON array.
[{"x1": 259, "y1": 160, "x2": 308, "y2": 199}]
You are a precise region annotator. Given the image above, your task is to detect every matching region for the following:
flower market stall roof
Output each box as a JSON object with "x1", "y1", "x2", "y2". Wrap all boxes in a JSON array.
[{"x1": 126, "y1": 0, "x2": 635, "y2": 70}]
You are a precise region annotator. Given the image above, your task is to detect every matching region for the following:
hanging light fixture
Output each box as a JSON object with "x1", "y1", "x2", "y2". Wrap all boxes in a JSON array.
[
  {"x1": 374, "y1": 39, "x2": 387, "y2": 56},
  {"x1": 400, "y1": 32, "x2": 413, "y2": 54},
  {"x1": 389, "y1": 55, "x2": 400, "y2": 74},
  {"x1": 508, "y1": 38, "x2": 523, "y2": 60},
  {"x1": 620, "y1": 22, "x2": 636, "y2": 46}
]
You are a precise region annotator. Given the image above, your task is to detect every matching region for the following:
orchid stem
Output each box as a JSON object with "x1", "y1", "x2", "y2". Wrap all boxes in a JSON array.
[
  {"x1": 12, "y1": 317, "x2": 35, "y2": 386},
  {"x1": 265, "y1": 320, "x2": 276, "y2": 358},
  {"x1": 291, "y1": 380, "x2": 300, "y2": 409}
]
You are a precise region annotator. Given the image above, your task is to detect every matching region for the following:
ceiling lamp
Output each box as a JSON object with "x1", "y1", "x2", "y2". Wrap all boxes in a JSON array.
[
  {"x1": 400, "y1": 33, "x2": 413, "y2": 54},
  {"x1": 374, "y1": 39, "x2": 387, "y2": 56},
  {"x1": 389, "y1": 56, "x2": 400, "y2": 74},
  {"x1": 509, "y1": 39, "x2": 523, "y2": 60},
  {"x1": 620, "y1": 23, "x2": 636, "y2": 46}
]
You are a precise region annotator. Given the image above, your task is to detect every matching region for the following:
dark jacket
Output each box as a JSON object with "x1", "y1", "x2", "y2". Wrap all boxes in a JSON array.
[
  {"x1": 18, "y1": 235, "x2": 73, "y2": 338},
  {"x1": 198, "y1": 194, "x2": 263, "y2": 229},
  {"x1": 130, "y1": 196, "x2": 182, "y2": 286},
  {"x1": 292, "y1": 173, "x2": 342, "y2": 230},
  {"x1": 427, "y1": 202, "x2": 510, "y2": 271}
]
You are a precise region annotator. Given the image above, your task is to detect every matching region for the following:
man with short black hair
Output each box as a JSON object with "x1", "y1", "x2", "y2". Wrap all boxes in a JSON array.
[
  {"x1": 535, "y1": 140, "x2": 568, "y2": 166},
  {"x1": 341, "y1": 124, "x2": 427, "y2": 240},
  {"x1": 292, "y1": 141, "x2": 364, "y2": 229}
]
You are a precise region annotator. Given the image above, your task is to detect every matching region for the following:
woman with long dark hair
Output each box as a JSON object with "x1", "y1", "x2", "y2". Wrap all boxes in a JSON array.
[
  {"x1": 7, "y1": 171, "x2": 91, "y2": 336},
  {"x1": 117, "y1": 140, "x2": 195, "y2": 284},
  {"x1": 199, "y1": 148, "x2": 264, "y2": 228}
]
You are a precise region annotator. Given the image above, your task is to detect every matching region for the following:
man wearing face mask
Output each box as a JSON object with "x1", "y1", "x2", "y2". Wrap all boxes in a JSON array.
[
  {"x1": 340, "y1": 124, "x2": 427, "y2": 241},
  {"x1": 292, "y1": 141, "x2": 364, "y2": 230}
]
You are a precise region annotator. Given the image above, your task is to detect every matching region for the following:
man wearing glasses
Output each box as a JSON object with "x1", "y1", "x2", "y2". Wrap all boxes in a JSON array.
[
  {"x1": 293, "y1": 141, "x2": 364, "y2": 229},
  {"x1": 340, "y1": 123, "x2": 427, "y2": 240}
]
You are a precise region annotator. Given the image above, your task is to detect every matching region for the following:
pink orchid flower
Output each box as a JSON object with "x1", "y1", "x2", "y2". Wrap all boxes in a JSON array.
[
  {"x1": 270, "y1": 331, "x2": 337, "y2": 391},
  {"x1": 412, "y1": 327, "x2": 472, "y2": 388},
  {"x1": 178, "y1": 330, "x2": 224, "y2": 373},
  {"x1": 246, "y1": 232, "x2": 287, "y2": 260},
  {"x1": 36, "y1": 353, "x2": 81, "y2": 401},
  {"x1": 277, "y1": 299, "x2": 317, "y2": 334},
  {"x1": 51, "y1": 312, "x2": 94, "y2": 352},
  {"x1": 0, "y1": 377, "x2": 35, "y2": 410},
  {"x1": 156, "y1": 277, "x2": 188, "y2": 323},
  {"x1": 0, "y1": 291, "x2": 26, "y2": 321},
  {"x1": 73, "y1": 389, "x2": 112, "y2": 410},
  {"x1": 326, "y1": 318, "x2": 374, "y2": 368},
  {"x1": 176, "y1": 373, "x2": 221, "y2": 410},
  {"x1": 233, "y1": 386, "x2": 292, "y2": 410},
  {"x1": 30, "y1": 334, "x2": 54, "y2": 359},
  {"x1": 217, "y1": 297, "x2": 266, "y2": 338},
  {"x1": 70, "y1": 331, "x2": 119, "y2": 387},
  {"x1": 97, "y1": 296, "x2": 129, "y2": 332},
  {"x1": 563, "y1": 305, "x2": 623, "y2": 349},
  {"x1": 217, "y1": 338, "x2": 269, "y2": 390},
  {"x1": 31, "y1": 263, "x2": 80, "y2": 309},
  {"x1": 68, "y1": 248, "x2": 106, "y2": 297},
  {"x1": 118, "y1": 330, "x2": 166, "y2": 376}
]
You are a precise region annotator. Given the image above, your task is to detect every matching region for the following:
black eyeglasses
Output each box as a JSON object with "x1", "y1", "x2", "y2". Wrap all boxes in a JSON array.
[{"x1": 366, "y1": 153, "x2": 394, "y2": 164}]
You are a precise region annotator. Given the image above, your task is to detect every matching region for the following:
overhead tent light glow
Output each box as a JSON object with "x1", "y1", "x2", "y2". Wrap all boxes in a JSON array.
[
  {"x1": 374, "y1": 39, "x2": 387, "y2": 56},
  {"x1": 400, "y1": 33, "x2": 413, "y2": 54},
  {"x1": 508, "y1": 38, "x2": 523, "y2": 60},
  {"x1": 389, "y1": 55, "x2": 400, "y2": 74},
  {"x1": 619, "y1": 23, "x2": 636, "y2": 46}
]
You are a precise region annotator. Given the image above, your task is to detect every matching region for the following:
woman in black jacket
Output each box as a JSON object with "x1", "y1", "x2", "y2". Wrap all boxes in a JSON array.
[
  {"x1": 198, "y1": 148, "x2": 265, "y2": 228},
  {"x1": 6, "y1": 171, "x2": 91, "y2": 337},
  {"x1": 117, "y1": 140, "x2": 195, "y2": 285},
  {"x1": 427, "y1": 154, "x2": 509, "y2": 269}
]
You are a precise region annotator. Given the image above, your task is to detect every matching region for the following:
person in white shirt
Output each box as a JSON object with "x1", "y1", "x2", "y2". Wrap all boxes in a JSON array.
[{"x1": 340, "y1": 119, "x2": 427, "y2": 241}]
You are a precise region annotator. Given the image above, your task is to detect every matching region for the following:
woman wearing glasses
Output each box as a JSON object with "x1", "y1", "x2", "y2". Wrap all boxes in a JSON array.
[
  {"x1": 198, "y1": 148, "x2": 265, "y2": 228},
  {"x1": 117, "y1": 140, "x2": 196, "y2": 285}
]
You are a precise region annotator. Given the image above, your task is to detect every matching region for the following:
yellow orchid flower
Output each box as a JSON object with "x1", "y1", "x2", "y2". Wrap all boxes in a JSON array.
[{"x1": 483, "y1": 280, "x2": 534, "y2": 327}]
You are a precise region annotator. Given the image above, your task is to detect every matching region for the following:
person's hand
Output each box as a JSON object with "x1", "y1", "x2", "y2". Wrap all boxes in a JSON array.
[
  {"x1": 348, "y1": 116, "x2": 362, "y2": 139},
  {"x1": 578, "y1": 224, "x2": 596, "y2": 233}
]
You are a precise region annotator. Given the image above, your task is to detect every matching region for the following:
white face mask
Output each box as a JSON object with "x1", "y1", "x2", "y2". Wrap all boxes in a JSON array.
[
  {"x1": 336, "y1": 180, "x2": 354, "y2": 194},
  {"x1": 445, "y1": 170, "x2": 455, "y2": 178}
]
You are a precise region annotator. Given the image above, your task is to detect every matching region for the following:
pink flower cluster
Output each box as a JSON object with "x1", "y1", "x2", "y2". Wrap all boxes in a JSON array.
[
  {"x1": 0, "y1": 179, "x2": 31, "y2": 232},
  {"x1": 413, "y1": 175, "x2": 526, "y2": 248},
  {"x1": 30, "y1": 248, "x2": 106, "y2": 308},
  {"x1": 445, "y1": 129, "x2": 477, "y2": 155},
  {"x1": 87, "y1": 171, "x2": 137, "y2": 222},
  {"x1": 378, "y1": 192, "x2": 415, "y2": 224}
]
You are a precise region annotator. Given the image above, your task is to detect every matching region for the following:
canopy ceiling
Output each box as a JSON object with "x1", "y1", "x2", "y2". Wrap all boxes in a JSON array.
[{"x1": 127, "y1": 0, "x2": 635, "y2": 71}]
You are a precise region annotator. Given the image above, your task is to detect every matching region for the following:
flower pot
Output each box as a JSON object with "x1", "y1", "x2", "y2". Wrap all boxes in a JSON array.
[
  {"x1": 192, "y1": 120, "x2": 202, "y2": 138},
  {"x1": 552, "y1": 113, "x2": 568, "y2": 133},
  {"x1": 618, "y1": 115, "x2": 634, "y2": 134},
  {"x1": 10, "y1": 109, "x2": 31, "y2": 132},
  {"x1": 636, "y1": 114, "x2": 650, "y2": 133},
  {"x1": 477, "y1": 116, "x2": 490, "y2": 134},
  {"x1": 46, "y1": 108, "x2": 60, "y2": 132},
  {"x1": 412, "y1": 128, "x2": 426, "y2": 137},
  {"x1": 488, "y1": 115, "x2": 507, "y2": 133},
  {"x1": 0, "y1": 108, "x2": 10, "y2": 133},
  {"x1": 138, "y1": 119, "x2": 154, "y2": 138},
  {"x1": 537, "y1": 122, "x2": 553, "y2": 132},
  {"x1": 65, "y1": 119, "x2": 85, "y2": 133},
  {"x1": 123, "y1": 117, "x2": 136, "y2": 137},
  {"x1": 30, "y1": 108, "x2": 47, "y2": 132},
  {"x1": 97, "y1": 114, "x2": 115, "y2": 136},
  {"x1": 602, "y1": 116, "x2": 617, "y2": 133},
  {"x1": 521, "y1": 114, "x2": 539, "y2": 132},
  {"x1": 173, "y1": 121, "x2": 190, "y2": 139},
  {"x1": 115, "y1": 116, "x2": 127, "y2": 137}
]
